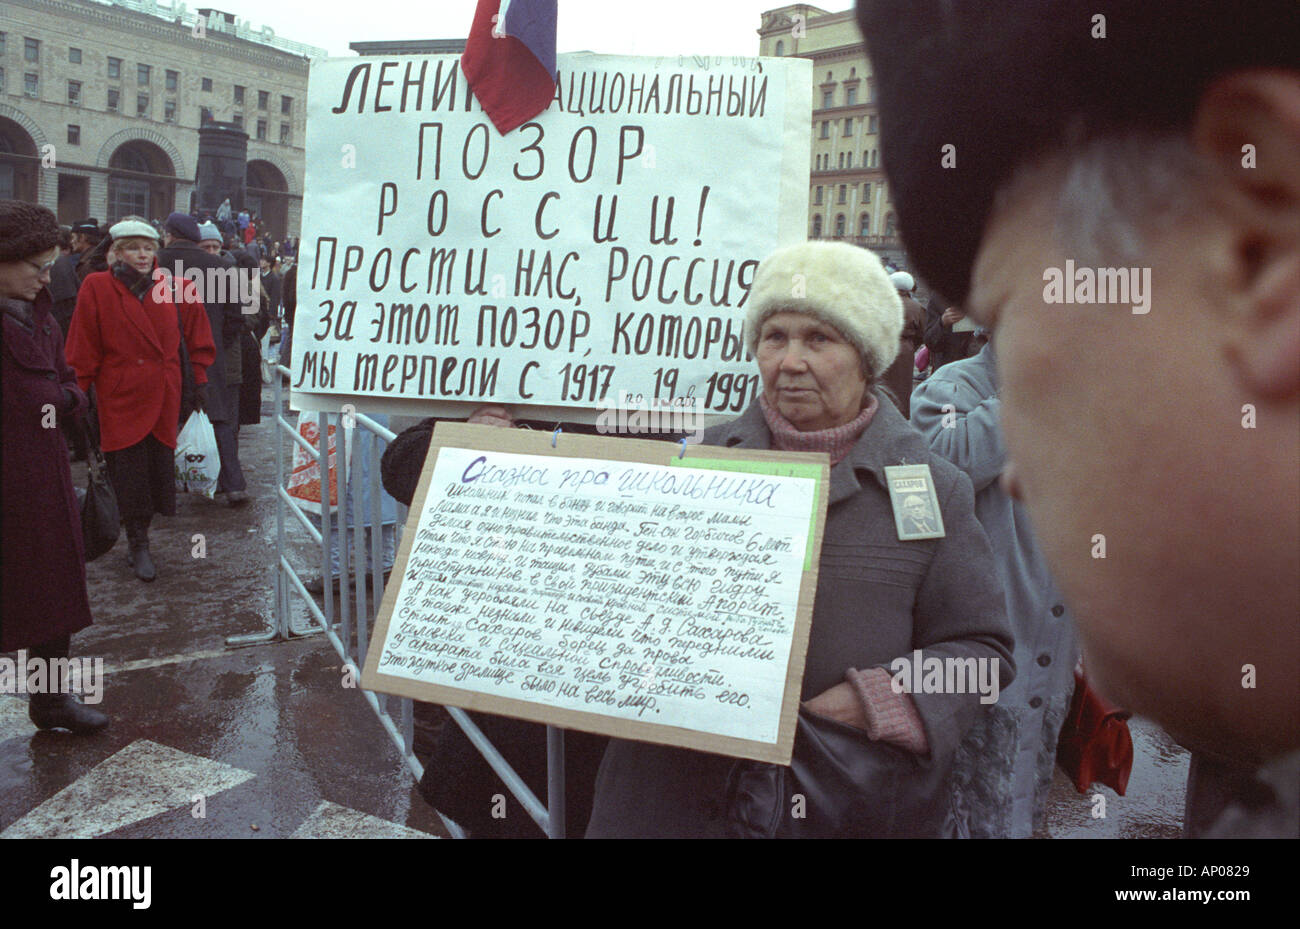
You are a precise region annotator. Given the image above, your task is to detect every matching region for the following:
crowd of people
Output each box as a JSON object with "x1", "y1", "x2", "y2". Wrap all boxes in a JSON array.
[{"x1": 1, "y1": 0, "x2": 1295, "y2": 841}]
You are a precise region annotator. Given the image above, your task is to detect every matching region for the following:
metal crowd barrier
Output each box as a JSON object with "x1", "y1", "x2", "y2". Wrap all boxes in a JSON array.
[{"x1": 242, "y1": 364, "x2": 568, "y2": 838}]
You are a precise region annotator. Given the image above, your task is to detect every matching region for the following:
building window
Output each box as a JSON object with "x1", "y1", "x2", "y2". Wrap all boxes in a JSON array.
[
  {"x1": 232, "y1": 113, "x2": 243, "y2": 129},
  {"x1": 281, "y1": 95, "x2": 292, "y2": 115},
  {"x1": 812, "y1": 215, "x2": 822, "y2": 237},
  {"x1": 67, "y1": 81, "x2": 81, "y2": 106},
  {"x1": 867, "y1": 79, "x2": 876, "y2": 104},
  {"x1": 164, "y1": 100, "x2": 176, "y2": 122},
  {"x1": 821, "y1": 89, "x2": 833, "y2": 109},
  {"x1": 838, "y1": 152, "x2": 845, "y2": 169},
  {"x1": 0, "y1": 69, "x2": 5, "y2": 94},
  {"x1": 25, "y1": 38, "x2": 39, "y2": 63},
  {"x1": 835, "y1": 214, "x2": 846, "y2": 237},
  {"x1": 166, "y1": 69, "x2": 178, "y2": 92},
  {"x1": 138, "y1": 64, "x2": 150, "y2": 84},
  {"x1": 69, "y1": 47, "x2": 82, "y2": 64},
  {"x1": 885, "y1": 212, "x2": 897, "y2": 236},
  {"x1": 863, "y1": 182, "x2": 871, "y2": 199},
  {"x1": 67, "y1": 125, "x2": 80, "y2": 145},
  {"x1": 256, "y1": 119, "x2": 267, "y2": 140},
  {"x1": 838, "y1": 184, "x2": 847, "y2": 205},
  {"x1": 108, "y1": 57, "x2": 121, "y2": 80},
  {"x1": 108, "y1": 89, "x2": 120, "y2": 111},
  {"x1": 846, "y1": 86, "x2": 857, "y2": 105},
  {"x1": 819, "y1": 121, "x2": 829, "y2": 140},
  {"x1": 871, "y1": 149, "x2": 879, "y2": 168},
  {"x1": 868, "y1": 114, "x2": 879, "y2": 134},
  {"x1": 814, "y1": 186, "x2": 823, "y2": 205},
  {"x1": 24, "y1": 73, "x2": 39, "y2": 97},
  {"x1": 0, "y1": 33, "x2": 5, "y2": 55},
  {"x1": 279, "y1": 123, "x2": 291, "y2": 144},
  {"x1": 200, "y1": 106, "x2": 213, "y2": 124},
  {"x1": 774, "y1": 40, "x2": 784, "y2": 56},
  {"x1": 202, "y1": 77, "x2": 213, "y2": 92},
  {"x1": 863, "y1": 151, "x2": 871, "y2": 168},
  {"x1": 137, "y1": 94, "x2": 149, "y2": 117},
  {"x1": 234, "y1": 84, "x2": 245, "y2": 104},
  {"x1": 258, "y1": 90, "x2": 269, "y2": 109},
  {"x1": 843, "y1": 118, "x2": 854, "y2": 137},
  {"x1": 859, "y1": 213, "x2": 870, "y2": 236}
]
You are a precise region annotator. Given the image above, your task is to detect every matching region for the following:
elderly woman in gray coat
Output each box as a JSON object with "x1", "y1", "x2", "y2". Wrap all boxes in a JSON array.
[{"x1": 584, "y1": 242, "x2": 1015, "y2": 837}]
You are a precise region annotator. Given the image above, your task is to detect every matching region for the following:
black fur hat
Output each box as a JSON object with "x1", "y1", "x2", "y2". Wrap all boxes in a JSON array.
[
  {"x1": 855, "y1": 0, "x2": 1300, "y2": 304},
  {"x1": 0, "y1": 200, "x2": 61, "y2": 264}
]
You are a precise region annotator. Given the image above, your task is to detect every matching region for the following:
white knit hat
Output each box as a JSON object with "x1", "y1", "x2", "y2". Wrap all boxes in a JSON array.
[
  {"x1": 108, "y1": 219, "x2": 160, "y2": 241},
  {"x1": 745, "y1": 241, "x2": 903, "y2": 377}
]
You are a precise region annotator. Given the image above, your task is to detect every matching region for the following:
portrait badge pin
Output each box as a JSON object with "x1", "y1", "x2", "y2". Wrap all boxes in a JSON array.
[{"x1": 884, "y1": 463, "x2": 945, "y2": 541}]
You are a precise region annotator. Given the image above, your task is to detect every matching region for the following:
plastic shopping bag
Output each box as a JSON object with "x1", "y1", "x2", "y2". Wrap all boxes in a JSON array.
[
  {"x1": 285, "y1": 412, "x2": 338, "y2": 514},
  {"x1": 174, "y1": 410, "x2": 221, "y2": 499}
]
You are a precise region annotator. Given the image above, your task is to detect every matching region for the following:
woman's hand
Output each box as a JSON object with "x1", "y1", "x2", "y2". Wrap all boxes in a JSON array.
[
  {"x1": 802, "y1": 681, "x2": 869, "y2": 731},
  {"x1": 467, "y1": 405, "x2": 514, "y2": 428},
  {"x1": 941, "y1": 307, "x2": 966, "y2": 328}
]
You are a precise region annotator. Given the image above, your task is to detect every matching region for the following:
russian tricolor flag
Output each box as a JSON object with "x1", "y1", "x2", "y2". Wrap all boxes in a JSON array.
[{"x1": 462, "y1": 0, "x2": 558, "y2": 134}]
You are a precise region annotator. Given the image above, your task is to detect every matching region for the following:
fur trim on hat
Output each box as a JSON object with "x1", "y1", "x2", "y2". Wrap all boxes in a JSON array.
[
  {"x1": 744, "y1": 241, "x2": 903, "y2": 377},
  {"x1": 0, "y1": 200, "x2": 61, "y2": 264},
  {"x1": 109, "y1": 219, "x2": 161, "y2": 242}
]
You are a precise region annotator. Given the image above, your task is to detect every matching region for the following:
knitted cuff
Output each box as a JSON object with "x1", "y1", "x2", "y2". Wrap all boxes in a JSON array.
[{"x1": 846, "y1": 666, "x2": 930, "y2": 755}]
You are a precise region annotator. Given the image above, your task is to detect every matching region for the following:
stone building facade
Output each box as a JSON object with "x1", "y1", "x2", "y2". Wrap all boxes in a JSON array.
[
  {"x1": 758, "y1": 4, "x2": 906, "y2": 269},
  {"x1": 0, "y1": 0, "x2": 321, "y2": 239}
]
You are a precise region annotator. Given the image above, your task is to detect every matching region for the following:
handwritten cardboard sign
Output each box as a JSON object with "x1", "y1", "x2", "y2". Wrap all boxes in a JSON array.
[
  {"x1": 293, "y1": 53, "x2": 811, "y2": 421},
  {"x1": 360, "y1": 422, "x2": 828, "y2": 764}
]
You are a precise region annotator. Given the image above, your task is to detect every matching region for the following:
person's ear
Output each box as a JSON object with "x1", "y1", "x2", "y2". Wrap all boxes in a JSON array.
[{"x1": 1194, "y1": 70, "x2": 1300, "y2": 400}]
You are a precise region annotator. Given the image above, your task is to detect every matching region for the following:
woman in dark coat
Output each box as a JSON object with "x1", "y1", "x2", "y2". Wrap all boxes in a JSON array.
[
  {"x1": 0, "y1": 201, "x2": 108, "y2": 732},
  {"x1": 65, "y1": 219, "x2": 217, "y2": 581},
  {"x1": 584, "y1": 242, "x2": 1016, "y2": 838}
]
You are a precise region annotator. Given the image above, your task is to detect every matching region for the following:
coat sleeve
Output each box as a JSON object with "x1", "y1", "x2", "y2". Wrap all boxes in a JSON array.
[
  {"x1": 903, "y1": 468, "x2": 1016, "y2": 767},
  {"x1": 53, "y1": 326, "x2": 88, "y2": 420},
  {"x1": 63, "y1": 278, "x2": 103, "y2": 394},
  {"x1": 910, "y1": 371, "x2": 1006, "y2": 493},
  {"x1": 179, "y1": 279, "x2": 217, "y2": 384}
]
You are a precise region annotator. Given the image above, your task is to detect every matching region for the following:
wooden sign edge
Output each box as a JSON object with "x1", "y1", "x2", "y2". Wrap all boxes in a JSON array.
[{"x1": 359, "y1": 421, "x2": 831, "y2": 767}]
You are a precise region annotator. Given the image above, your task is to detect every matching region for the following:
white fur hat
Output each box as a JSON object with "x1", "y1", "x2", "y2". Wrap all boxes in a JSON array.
[
  {"x1": 108, "y1": 219, "x2": 160, "y2": 242},
  {"x1": 745, "y1": 241, "x2": 903, "y2": 377}
]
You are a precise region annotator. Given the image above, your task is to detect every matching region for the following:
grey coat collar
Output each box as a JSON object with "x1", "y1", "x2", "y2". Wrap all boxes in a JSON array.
[{"x1": 705, "y1": 390, "x2": 932, "y2": 504}]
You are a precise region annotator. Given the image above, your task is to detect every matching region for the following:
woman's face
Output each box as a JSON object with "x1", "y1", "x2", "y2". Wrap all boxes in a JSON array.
[
  {"x1": 757, "y1": 311, "x2": 868, "y2": 431},
  {"x1": 113, "y1": 237, "x2": 157, "y2": 273},
  {"x1": 0, "y1": 247, "x2": 59, "y2": 302}
]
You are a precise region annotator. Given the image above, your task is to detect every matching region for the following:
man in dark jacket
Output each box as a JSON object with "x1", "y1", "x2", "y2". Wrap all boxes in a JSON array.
[
  {"x1": 157, "y1": 211, "x2": 250, "y2": 505},
  {"x1": 47, "y1": 219, "x2": 104, "y2": 461},
  {"x1": 47, "y1": 219, "x2": 102, "y2": 337}
]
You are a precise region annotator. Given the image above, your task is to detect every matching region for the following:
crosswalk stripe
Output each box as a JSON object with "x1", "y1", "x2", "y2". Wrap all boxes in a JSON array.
[
  {"x1": 0, "y1": 739, "x2": 255, "y2": 839},
  {"x1": 289, "y1": 800, "x2": 437, "y2": 839}
]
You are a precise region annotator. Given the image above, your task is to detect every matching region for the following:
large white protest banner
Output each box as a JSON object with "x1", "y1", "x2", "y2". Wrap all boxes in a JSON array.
[
  {"x1": 294, "y1": 53, "x2": 811, "y2": 421},
  {"x1": 359, "y1": 423, "x2": 828, "y2": 764}
]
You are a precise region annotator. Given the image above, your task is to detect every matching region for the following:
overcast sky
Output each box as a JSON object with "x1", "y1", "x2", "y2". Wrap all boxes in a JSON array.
[{"x1": 184, "y1": 0, "x2": 835, "y2": 59}]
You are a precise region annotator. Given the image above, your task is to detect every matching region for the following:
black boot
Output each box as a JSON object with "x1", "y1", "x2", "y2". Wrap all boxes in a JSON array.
[
  {"x1": 29, "y1": 692, "x2": 110, "y2": 733},
  {"x1": 126, "y1": 517, "x2": 156, "y2": 582},
  {"x1": 26, "y1": 637, "x2": 109, "y2": 734}
]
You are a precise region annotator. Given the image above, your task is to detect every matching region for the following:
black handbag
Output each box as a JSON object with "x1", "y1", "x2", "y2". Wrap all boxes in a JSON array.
[
  {"x1": 723, "y1": 710, "x2": 956, "y2": 838},
  {"x1": 79, "y1": 419, "x2": 121, "y2": 561}
]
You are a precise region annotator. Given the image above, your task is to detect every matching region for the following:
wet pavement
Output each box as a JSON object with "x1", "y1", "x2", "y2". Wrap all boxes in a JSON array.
[
  {"x1": 1, "y1": 387, "x2": 445, "y2": 839},
  {"x1": 1, "y1": 381, "x2": 1189, "y2": 840}
]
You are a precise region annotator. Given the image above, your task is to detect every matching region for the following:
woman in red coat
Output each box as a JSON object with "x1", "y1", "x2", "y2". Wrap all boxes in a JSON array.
[
  {"x1": 1, "y1": 200, "x2": 107, "y2": 732},
  {"x1": 65, "y1": 218, "x2": 216, "y2": 581}
]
